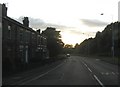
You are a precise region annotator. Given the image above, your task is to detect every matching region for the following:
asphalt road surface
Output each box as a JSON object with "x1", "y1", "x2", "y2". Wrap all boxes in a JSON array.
[{"x1": 3, "y1": 56, "x2": 119, "y2": 86}]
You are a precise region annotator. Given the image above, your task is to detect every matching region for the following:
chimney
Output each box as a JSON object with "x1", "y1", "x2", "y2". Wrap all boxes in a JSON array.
[
  {"x1": 2, "y1": 3, "x2": 7, "y2": 17},
  {"x1": 23, "y1": 17, "x2": 29, "y2": 27},
  {"x1": 37, "y1": 29, "x2": 41, "y2": 34}
]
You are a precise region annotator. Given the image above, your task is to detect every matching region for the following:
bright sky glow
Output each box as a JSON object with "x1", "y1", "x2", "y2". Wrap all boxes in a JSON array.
[{"x1": 1, "y1": 0, "x2": 119, "y2": 46}]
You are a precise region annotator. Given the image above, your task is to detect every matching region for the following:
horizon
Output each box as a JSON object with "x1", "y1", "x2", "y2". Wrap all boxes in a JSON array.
[{"x1": 1, "y1": 0, "x2": 119, "y2": 46}]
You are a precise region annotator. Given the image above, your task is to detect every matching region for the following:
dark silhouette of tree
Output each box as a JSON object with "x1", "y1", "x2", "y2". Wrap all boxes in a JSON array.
[
  {"x1": 63, "y1": 44, "x2": 74, "y2": 54},
  {"x1": 64, "y1": 44, "x2": 73, "y2": 48},
  {"x1": 75, "y1": 22, "x2": 120, "y2": 57},
  {"x1": 74, "y1": 43, "x2": 79, "y2": 54},
  {"x1": 42, "y1": 27, "x2": 64, "y2": 57}
]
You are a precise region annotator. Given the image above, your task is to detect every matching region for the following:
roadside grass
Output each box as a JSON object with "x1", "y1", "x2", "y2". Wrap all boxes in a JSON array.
[
  {"x1": 97, "y1": 57, "x2": 120, "y2": 65},
  {"x1": 74, "y1": 54, "x2": 120, "y2": 66},
  {"x1": 81, "y1": 55, "x2": 120, "y2": 66}
]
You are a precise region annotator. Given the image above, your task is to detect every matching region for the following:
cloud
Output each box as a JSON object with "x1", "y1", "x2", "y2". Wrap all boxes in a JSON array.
[
  {"x1": 69, "y1": 30, "x2": 83, "y2": 35},
  {"x1": 16, "y1": 16, "x2": 46, "y2": 29},
  {"x1": 15, "y1": 16, "x2": 75, "y2": 30},
  {"x1": 80, "y1": 19, "x2": 108, "y2": 27}
]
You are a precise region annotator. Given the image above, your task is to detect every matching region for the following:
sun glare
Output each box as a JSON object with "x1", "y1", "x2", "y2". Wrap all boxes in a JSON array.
[{"x1": 61, "y1": 31, "x2": 83, "y2": 46}]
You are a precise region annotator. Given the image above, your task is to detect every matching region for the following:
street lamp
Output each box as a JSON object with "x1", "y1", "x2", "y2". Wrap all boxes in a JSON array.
[{"x1": 100, "y1": 13, "x2": 114, "y2": 59}]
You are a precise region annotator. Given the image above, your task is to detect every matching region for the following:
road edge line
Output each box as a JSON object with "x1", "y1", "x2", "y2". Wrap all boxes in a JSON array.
[{"x1": 19, "y1": 62, "x2": 64, "y2": 85}]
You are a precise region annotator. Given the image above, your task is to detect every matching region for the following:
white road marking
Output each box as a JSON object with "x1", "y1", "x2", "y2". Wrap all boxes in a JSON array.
[
  {"x1": 95, "y1": 59, "x2": 100, "y2": 61},
  {"x1": 82, "y1": 62, "x2": 104, "y2": 86},
  {"x1": 101, "y1": 72, "x2": 104, "y2": 75},
  {"x1": 84, "y1": 64, "x2": 88, "y2": 67},
  {"x1": 106, "y1": 72, "x2": 109, "y2": 75},
  {"x1": 82, "y1": 61, "x2": 92, "y2": 72},
  {"x1": 93, "y1": 75, "x2": 104, "y2": 87},
  {"x1": 19, "y1": 63, "x2": 64, "y2": 85},
  {"x1": 112, "y1": 72, "x2": 115, "y2": 75},
  {"x1": 87, "y1": 67, "x2": 92, "y2": 72},
  {"x1": 101, "y1": 72, "x2": 118, "y2": 75},
  {"x1": 81, "y1": 61, "x2": 93, "y2": 73}
]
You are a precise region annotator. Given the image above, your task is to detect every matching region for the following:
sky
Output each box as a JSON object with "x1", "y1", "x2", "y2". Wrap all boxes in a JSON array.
[{"x1": 1, "y1": 0, "x2": 120, "y2": 46}]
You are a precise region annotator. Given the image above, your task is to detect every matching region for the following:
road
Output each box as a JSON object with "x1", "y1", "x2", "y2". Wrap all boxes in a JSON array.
[{"x1": 3, "y1": 56, "x2": 119, "y2": 86}]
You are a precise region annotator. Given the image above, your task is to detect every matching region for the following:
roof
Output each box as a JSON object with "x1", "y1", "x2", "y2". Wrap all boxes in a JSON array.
[{"x1": 3, "y1": 16, "x2": 35, "y2": 32}]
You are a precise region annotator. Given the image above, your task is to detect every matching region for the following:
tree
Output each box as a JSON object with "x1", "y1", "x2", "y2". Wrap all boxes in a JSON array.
[
  {"x1": 77, "y1": 22, "x2": 120, "y2": 57},
  {"x1": 42, "y1": 27, "x2": 64, "y2": 57},
  {"x1": 63, "y1": 44, "x2": 74, "y2": 54},
  {"x1": 64, "y1": 44, "x2": 73, "y2": 48}
]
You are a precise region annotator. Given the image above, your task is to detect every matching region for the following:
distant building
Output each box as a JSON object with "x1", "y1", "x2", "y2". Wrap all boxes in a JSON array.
[{"x1": 1, "y1": 4, "x2": 49, "y2": 71}]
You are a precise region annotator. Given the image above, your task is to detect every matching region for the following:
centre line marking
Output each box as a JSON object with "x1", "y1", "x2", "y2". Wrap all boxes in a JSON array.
[
  {"x1": 87, "y1": 67, "x2": 92, "y2": 72},
  {"x1": 93, "y1": 75, "x2": 104, "y2": 87},
  {"x1": 84, "y1": 64, "x2": 88, "y2": 67},
  {"x1": 112, "y1": 72, "x2": 115, "y2": 75},
  {"x1": 81, "y1": 61, "x2": 92, "y2": 73}
]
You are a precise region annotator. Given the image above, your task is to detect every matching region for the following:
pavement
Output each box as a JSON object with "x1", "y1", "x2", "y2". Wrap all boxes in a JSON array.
[{"x1": 2, "y1": 56, "x2": 119, "y2": 86}]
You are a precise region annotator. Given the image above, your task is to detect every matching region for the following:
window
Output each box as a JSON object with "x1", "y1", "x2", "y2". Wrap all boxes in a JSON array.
[
  {"x1": 8, "y1": 25, "x2": 11, "y2": 39},
  {"x1": 19, "y1": 45, "x2": 24, "y2": 51},
  {"x1": 38, "y1": 35, "x2": 41, "y2": 45},
  {"x1": 32, "y1": 32, "x2": 35, "y2": 42},
  {"x1": 20, "y1": 28, "x2": 23, "y2": 42}
]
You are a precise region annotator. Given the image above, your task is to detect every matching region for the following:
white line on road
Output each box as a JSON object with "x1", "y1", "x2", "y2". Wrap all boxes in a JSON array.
[
  {"x1": 106, "y1": 72, "x2": 109, "y2": 75},
  {"x1": 87, "y1": 67, "x2": 92, "y2": 72},
  {"x1": 81, "y1": 61, "x2": 93, "y2": 73},
  {"x1": 112, "y1": 72, "x2": 115, "y2": 75},
  {"x1": 93, "y1": 75, "x2": 104, "y2": 87},
  {"x1": 101, "y1": 72, "x2": 104, "y2": 75},
  {"x1": 80, "y1": 60, "x2": 105, "y2": 86},
  {"x1": 84, "y1": 64, "x2": 88, "y2": 67},
  {"x1": 19, "y1": 63, "x2": 64, "y2": 85}
]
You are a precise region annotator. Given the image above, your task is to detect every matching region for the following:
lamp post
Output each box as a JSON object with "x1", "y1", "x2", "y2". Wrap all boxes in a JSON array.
[{"x1": 101, "y1": 13, "x2": 114, "y2": 59}]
